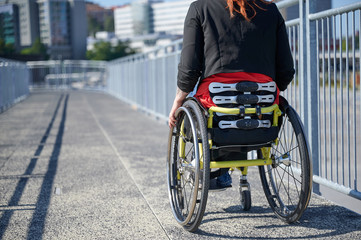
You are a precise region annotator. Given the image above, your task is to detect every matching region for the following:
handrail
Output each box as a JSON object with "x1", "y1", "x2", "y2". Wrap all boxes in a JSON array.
[
  {"x1": 275, "y1": 0, "x2": 299, "y2": 10},
  {"x1": 309, "y1": 2, "x2": 361, "y2": 20}
]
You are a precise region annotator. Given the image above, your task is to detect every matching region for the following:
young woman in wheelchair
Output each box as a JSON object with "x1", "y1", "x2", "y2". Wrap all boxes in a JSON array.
[
  {"x1": 167, "y1": 0, "x2": 312, "y2": 232},
  {"x1": 169, "y1": 0, "x2": 294, "y2": 187}
]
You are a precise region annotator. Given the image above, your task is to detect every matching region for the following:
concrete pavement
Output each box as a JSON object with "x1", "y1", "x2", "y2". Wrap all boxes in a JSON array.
[{"x1": 0, "y1": 90, "x2": 360, "y2": 239}]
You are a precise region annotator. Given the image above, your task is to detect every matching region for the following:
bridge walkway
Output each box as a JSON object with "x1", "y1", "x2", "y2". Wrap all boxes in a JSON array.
[{"x1": 0, "y1": 91, "x2": 360, "y2": 239}]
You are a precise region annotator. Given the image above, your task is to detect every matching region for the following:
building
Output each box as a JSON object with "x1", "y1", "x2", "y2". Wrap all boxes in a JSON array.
[
  {"x1": 0, "y1": 0, "x2": 39, "y2": 48},
  {"x1": 36, "y1": 0, "x2": 87, "y2": 59},
  {"x1": 113, "y1": 0, "x2": 189, "y2": 52},
  {"x1": 114, "y1": 4, "x2": 134, "y2": 39},
  {"x1": 0, "y1": 4, "x2": 19, "y2": 49},
  {"x1": 152, "y1": 0, "x2": 192, "y2": 35},
  {"x1": 114, "y1": 0, "x2": 193, "y2": 38},
  {"x1": 0, "y1": 0, "x2": 87, "y2": 59},
  {"x1": 114, "y1": 0, "x2": 164, "y2": 40}
]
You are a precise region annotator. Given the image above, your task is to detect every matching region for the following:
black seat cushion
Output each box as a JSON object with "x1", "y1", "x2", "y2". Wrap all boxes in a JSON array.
[{"x1": 210, "y1": 127, "x2": 279, "y2": 146}]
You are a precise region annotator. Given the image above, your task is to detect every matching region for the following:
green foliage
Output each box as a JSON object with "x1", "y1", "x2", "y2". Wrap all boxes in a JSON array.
[
  {"x1": 104, "y1": 16, "x2": 114, "y2": 32},
  {"x1": 0, "y1": 38, "x2": 5, "y2": 55},
  {"x1": 20, "y1": 38, "x2": 47, "y2": 57},
  {"x1": 88, "y1": 16, "x2": 102, "y2": 37},
  {"x1": 86, "y1": 41, "x2": 136, "y2": 61},
  {"x1": 0, "y1": 38, "x2": 16, "y2": 55}
]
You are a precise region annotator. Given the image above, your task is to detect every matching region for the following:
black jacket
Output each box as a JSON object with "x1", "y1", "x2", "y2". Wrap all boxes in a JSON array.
[{"x1": 177, "y1": 0, "x2": 295, "y2": 92}]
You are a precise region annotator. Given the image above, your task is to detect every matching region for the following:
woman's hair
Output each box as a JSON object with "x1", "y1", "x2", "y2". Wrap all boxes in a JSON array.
[{"x1": 226, "y1": 0, "x2": 272, "y2": 21}]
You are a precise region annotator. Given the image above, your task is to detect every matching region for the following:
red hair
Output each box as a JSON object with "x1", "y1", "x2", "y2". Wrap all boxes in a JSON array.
[{"x1": 226, "y1": 0, "x2": 273, "y2": 21}]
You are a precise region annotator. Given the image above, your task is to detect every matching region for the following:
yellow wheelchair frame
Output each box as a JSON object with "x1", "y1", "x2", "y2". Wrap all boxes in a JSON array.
[
  {"x1": 167, "y1": 97, "x2": 312, "y2": 232},
  {"x1": 207, "y1": 104, "x2": 282, "y2": 169}
]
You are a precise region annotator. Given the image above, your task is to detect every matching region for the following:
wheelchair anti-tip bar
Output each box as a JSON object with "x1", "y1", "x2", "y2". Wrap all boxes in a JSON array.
[
  {"x1": 219, "y1": 119, "x2": 271, "y2": 129},
  {"x1": 209, "y1": 81, "x2": 276, "y2": 94},
  {"x1": 212, "y1": 94, "x2": 274, "y2": 105}
]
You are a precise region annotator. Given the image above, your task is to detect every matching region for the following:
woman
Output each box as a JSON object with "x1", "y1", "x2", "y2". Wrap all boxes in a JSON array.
[{"x1": 168, "y1": 0, "x2": 295, "y2": 188}]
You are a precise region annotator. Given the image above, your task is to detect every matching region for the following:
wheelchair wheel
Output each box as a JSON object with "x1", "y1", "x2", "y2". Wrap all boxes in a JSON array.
[
  {"x1": 167, "y1": 100, "x2": 210, "y2": 232},
  {"x1": 259, "y1": 100, "x2": 312, "y2": 223},
  {"x1": 240, "y1": 190, "x2": 251, "y2": 211}
]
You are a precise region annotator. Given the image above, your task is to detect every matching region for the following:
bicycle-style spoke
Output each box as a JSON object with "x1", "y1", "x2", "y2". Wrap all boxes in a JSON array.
[
  {"x1": 278, "y1": 117, "x2": 288, "y2": 153},
  {"x1": 271, "y1": 146, "x2": 284, "y2": 158},
  {"x1": 277, "y1": 165, "x2": 302, "y2": 185},
  {"x1": 275, "y1": 167, "x2": 296, "y2": 208},
  {"x1": 289, "y1": 164, "x2": 300, "y2": 197},
  {"x1": 185, "y1": 145, "x2": 194, "y2": 161},
  {"x1": 275, "y1": 167, "x2": 286, "y2": 194},
  {"x1": 288, "y1": 128, "x2": 296, "y2": 152}
]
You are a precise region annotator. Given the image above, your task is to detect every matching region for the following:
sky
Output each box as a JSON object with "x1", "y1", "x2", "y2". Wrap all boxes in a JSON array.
[{"x1": 94, "y1": 0, "x2": 360, "y2": 8}]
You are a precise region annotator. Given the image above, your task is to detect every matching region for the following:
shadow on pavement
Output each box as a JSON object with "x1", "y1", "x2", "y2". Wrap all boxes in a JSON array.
[
  {"x1": 0, "y1": 94, "x2": 68, "y2": 240},
  {"x1": 196, "y1": 204, "x2": 361, "y2": 239}
]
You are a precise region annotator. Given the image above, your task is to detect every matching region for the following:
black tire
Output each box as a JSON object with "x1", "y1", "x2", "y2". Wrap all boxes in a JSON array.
[
  {"x1": 167, "y1": 100, "x2": 210, "y2": 232},
  {"x1": 240, "y1": 190, "x2": 251, "y2": 211},
  {"x1": 259, "y1": 99, "x2": 312, "y2": 223}
]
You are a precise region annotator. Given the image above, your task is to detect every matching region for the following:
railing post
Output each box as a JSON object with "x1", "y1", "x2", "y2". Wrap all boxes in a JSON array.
[{"x1": 303, "y1": 0, "x2": 320, "y2": 193}]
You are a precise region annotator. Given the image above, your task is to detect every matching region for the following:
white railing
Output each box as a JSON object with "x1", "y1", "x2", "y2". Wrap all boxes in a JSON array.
[
  {"x1": 106, "y1": 0, "x2": 361, "y2": 213},
  {"x1": 0, "y1": 0, "x2": 360, "y2": 214},
  {"x1": 0, "y1": 58, "x2": 30, "y2": 113},
  {"x1": 26, "y1": 60, "x2": 107, "y2": 90},
  {"x1": 309, "y1": 1, "x2": 361, "y2": 203}
]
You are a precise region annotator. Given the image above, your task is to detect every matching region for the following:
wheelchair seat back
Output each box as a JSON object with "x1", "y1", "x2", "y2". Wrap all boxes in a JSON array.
[{"x1": 208, "y1": 81, "x2": 280, "y2": 152}]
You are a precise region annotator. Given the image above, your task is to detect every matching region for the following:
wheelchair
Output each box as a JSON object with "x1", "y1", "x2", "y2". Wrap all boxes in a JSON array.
[{"x1": 167, "y1": 81, "x2": 312, "y2": 232}]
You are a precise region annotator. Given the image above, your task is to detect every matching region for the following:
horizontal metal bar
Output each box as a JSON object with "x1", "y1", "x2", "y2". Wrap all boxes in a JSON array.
[
  {"x1": 286, "y1": 18, "x2": 300, "y2": 27},
  {"x1": 313, "y1": 175, "x2": 361, "y2": 201},
  {"x1": 110, "y1": 38, "x2": 183, "y2": 64},
  {"x1": 276, "y1": 0, "x2": 299, "y2": 10},
  {"x1": 210, "y1": 159, "x2": 272, "y2": 169},
  {"x1": 292, "y1": 166, "x2": 361, "y2": 201},
  {"x1": 309, "y1": 2, "x2": 361, "y2": 20}
]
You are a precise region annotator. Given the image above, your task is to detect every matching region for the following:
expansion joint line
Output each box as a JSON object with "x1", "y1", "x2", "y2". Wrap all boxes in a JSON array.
[{"x1": 84, "y1": 95, "x2": 171, "y2": 240}]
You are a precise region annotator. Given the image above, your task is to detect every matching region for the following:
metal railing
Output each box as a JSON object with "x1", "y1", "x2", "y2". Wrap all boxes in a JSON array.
[
  {"x1": 107, "y1": 41, "x2": 181, "y2": 120},
  {"x1": 27, "y1": 60, "x2": 107, "y2": 90},
  {"x1": 106, "y1": 0, "x2": 361, "y2": 213},
  {"x1": 309, "y1": 2, "x2": 361, "y2": 201},
  {"x1": 0, "y1": 58, "x2": 30, "y2": 113},
  {"x1": 0, "y1": 0, "x2": 360, "y2": 214}
]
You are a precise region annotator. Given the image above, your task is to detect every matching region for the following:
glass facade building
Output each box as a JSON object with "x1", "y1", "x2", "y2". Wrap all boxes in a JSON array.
[
  {"x1": 38, "y1": 0, "x2": 70, "y2": 46},
  {"x1": 0, "y1": 4, "x2": 19, "y2": 48},
  {"x1": 0, "y1": 0, "x2": 39, "y2": 48},
  {"x1": 36, "y1": 0, "x2": 86, "y2": 59}
]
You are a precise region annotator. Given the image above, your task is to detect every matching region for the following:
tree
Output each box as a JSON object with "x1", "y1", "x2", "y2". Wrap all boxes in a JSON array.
[
  {"x1": 87, "y1": 16, "x2": 102, "y2": 37},
  {"x1": 86, "y1": 41, "x2": 136, "y2": 61},
  {"x1": 0, "y1": 38, "x2": 16, "y2": 56},
  {"x1": 0, "y1": 38, "x2": 5, "y2": 55},
  {"x1": 86, "y1": 41, "x2": 112, "y2": 60},
  {"x1": 104, "y1": 16, "x2": 114, "y2": 32},
  {"x1": 21, "y1": 38, "x2": 47, "y2": 58}
]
